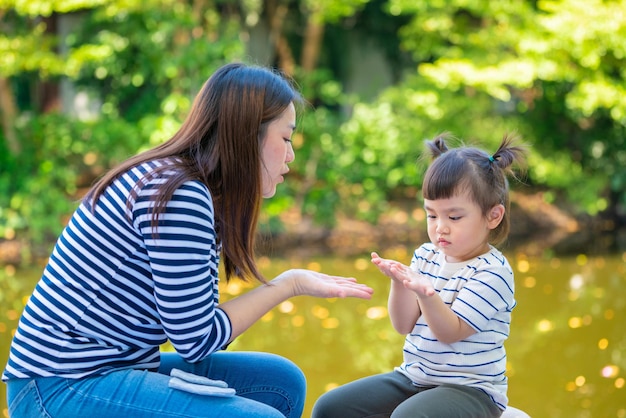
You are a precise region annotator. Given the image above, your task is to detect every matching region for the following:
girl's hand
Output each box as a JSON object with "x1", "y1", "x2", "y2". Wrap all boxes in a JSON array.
[
  {"x1": 371, "y1": 252, "x2": 407, "y2": 283},
  {"x1": 389, "y1": 265, "x2": 436, "y2": 297},
  {"x1": 278, "y1": 269, "x2": 374, "y2": 300}
]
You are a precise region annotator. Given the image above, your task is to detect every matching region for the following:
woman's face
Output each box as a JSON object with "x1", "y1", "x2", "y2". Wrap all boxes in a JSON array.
[{"x1": 261, "y1": 102, "x2": 296, "y2": 198}]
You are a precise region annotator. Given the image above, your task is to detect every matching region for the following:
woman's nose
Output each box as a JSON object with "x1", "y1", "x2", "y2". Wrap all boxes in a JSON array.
[{"x1": 286, "y1": 144, "x2": 295, "y2": 163}]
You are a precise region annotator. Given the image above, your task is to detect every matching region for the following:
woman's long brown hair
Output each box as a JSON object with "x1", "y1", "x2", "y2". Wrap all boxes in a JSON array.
[{"x1": 86, "y1": 63, "x2": 301, "y2": 283}]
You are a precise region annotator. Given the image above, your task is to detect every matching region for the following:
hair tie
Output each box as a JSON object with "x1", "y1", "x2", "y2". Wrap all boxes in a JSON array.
[{"x1": 488, "y1": 155, "x2": 495, "y2": 163}]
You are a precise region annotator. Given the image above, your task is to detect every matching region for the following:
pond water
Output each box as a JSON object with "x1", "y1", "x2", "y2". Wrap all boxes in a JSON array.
[{"x1": 1, "y1": 249, "x2": 625, "y2": 418}]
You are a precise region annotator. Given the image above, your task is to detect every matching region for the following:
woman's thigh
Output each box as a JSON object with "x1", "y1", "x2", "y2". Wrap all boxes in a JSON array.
[
  {"x1": 7, "y1": 351, "x2": 306, "y2": 418},
  {"x1": 391, "y1": 384, "x2": 503, "y2": 418},
  {"x1": 311, "y1": 371, "x2": 416, "y2": 418},
  {"x1": 159, "y1": 350, "x2": 306, "y2": 417}
]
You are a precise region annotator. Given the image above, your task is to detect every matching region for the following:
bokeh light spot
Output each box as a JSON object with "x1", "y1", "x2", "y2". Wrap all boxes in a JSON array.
[
  {"x1": 366, "y1": 306, "x2": 388, "y2": 320},
  {"x1": 517, "y1": 260, "x2": 530, "y2": 273},
  {"x1": 569, "y1": 274, "x2": 584, "y2": 290},
  {"x1": 598, "y1": 338, "x2": 609, "y2": 350},
  {"x1": 258, "y1": 256, "x2": 271, "y2": 269},
  {"x1": 307, "y1": 262, "x2": 322, "y2": 272},
  {"x1": 321, "y1": 318, "x2": 339, "y2": 329},
  {"x1": 5, "y1": 265, "x2": 15, "y2": 276},
  {"x1": 568, "y1": 317, "x2": 582, "y2": 328},
  {"x1": 523, "y1": 276, "x2": 536, "y2": 288},
  {"x1": 324, "y1": 383, "x2": 339, "y2": 392},
  {"x1": 601, "y1": 365, "x2": 619, "y2": 378},
  {"x1": 278, "y1": 301, "x2": 295, "y2": 314},
  {"x1": 537, "y1": 319, "x2": 553, "y2": 332},
  {"x1": 312, "y1": 305, "x2": 329, "y2": 319},
  {"x1": 83, "y1": 152, "x2": 97, "y2": 166},
  {"x1": 354, "y1": 258, "x2": 369, "y2": 271},
  {"x1": 261, "y1": 311, "x2": 274, "y2": 322},
  {"x1": 291, "y1": 315, "x2": 305, "y2": 327}
]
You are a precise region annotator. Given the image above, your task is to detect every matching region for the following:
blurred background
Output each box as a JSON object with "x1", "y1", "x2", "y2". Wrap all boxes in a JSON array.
[{"x1": 0, "y1": 0, "x2": 625, "y2": 417}]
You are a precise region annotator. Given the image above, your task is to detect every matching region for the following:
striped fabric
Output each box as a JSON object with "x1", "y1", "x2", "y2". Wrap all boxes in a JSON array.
[
  {"x1": 396, "y1": 243, "x2": 515, "y2": 410},
  {"x1": 3, "y1": 160, "x2": 232, "y2": 380}
]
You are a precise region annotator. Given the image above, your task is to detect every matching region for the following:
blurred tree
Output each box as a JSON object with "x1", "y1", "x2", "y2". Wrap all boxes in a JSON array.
[
  {"x1": 0, "y1": 0, "x2": 624, "y2": 260},
  {"x1": 391, "y1": 0, "x2": 626, "y2": 217}
]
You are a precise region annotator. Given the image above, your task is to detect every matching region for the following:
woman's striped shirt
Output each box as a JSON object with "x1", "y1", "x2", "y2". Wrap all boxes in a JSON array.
[
  {"x1": 3, "y1": 160, "x2": 232, "y2": 380},
  {"x1": 396, "y1": 243, "x2": 515, "y2": 410}
]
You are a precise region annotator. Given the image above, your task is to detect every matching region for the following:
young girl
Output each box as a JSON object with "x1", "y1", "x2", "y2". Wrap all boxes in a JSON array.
[{"x1": 312, "y1": 133, "x2": 527, "y2": 418}]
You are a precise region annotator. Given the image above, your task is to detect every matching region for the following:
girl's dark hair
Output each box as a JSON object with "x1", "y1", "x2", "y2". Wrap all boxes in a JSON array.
[
  {"x1": 86, "y1": 63, "x2": 302, "y2": 283},
  {"x1": 422, "y1": 132, "x2": 527, "y2": 245}
]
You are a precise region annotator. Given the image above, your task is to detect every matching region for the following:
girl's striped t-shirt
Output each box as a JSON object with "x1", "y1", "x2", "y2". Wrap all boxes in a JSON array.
[{"x1": 397, "y1": 243, "x2": 515, "y2": 410}]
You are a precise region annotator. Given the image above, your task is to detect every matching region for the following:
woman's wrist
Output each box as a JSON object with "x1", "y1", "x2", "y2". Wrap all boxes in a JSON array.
[{"x1": 271, "y1": 270, "x2": 299, "y2": 298}]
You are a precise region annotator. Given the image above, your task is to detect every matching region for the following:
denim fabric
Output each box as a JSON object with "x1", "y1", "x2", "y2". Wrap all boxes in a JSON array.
[{"x1": 6, "y1": 351, "x2": 306, "y2": 418}]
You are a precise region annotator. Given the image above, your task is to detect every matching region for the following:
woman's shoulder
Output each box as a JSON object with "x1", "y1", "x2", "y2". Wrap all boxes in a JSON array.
[{"x1": 124, "y1": 159, "x2": 211, "y2": 202}]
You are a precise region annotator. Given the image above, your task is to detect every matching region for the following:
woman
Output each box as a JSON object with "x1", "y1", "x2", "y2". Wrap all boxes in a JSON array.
[{"x1": 4, "y1": 62, "x2": 373, "y2": 418}]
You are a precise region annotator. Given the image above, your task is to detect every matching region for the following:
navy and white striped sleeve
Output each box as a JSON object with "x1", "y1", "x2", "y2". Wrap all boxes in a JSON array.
[
  {"x1": 133, "y1": 179, "x2": 232, "y2": 361},
  {"x1": 451, "y1": 253, "x2": 515, "y2": 333}
]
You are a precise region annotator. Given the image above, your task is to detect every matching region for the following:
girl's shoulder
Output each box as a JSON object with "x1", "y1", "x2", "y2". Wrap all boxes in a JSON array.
[
  {"x1": 411, "y1": 243, "x2": 445, "y2": 269},
  {"x1": 413, "y1": 243, "x2": 441, "y2": 259},
  {"x1": 480, "y1": 245, "x2": 513, "y2": 269}
]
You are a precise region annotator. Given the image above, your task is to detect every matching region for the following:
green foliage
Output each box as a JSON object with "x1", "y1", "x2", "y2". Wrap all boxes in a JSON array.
[
  {"x1": 0, "y1": 0, "x2": 244, "y2": 251},
  {"x1": 379, "y1": 0, "x2": 626, "y2": 216},
  {"x1": 0, "y1": 113, "x2": 144, "y2": 247},
  {"x1": 1, "y1": 0, "x2": 625, "y2": 258}
]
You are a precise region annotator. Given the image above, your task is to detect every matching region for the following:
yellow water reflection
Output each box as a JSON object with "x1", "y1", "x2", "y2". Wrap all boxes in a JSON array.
[{"x1": 0, "y1": 252, "x2": 625, "y2": 418}]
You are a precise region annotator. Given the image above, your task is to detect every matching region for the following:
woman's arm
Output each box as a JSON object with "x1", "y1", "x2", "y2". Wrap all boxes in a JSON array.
[{"x1": 219, "y1": 269, "x2": 373, "y2": 342}]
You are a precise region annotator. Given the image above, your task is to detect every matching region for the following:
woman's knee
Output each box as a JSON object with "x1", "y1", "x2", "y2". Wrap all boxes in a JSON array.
[{"x1": 234, "y1": 352, "x2": 306, "y2": 418}]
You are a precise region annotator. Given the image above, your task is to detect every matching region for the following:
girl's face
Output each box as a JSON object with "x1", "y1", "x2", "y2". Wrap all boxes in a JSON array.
[
  {"x1": 424, "y1": 193, "x2": 504, "y2": 263},
  {"x1": 261, "y1": 102, "x2": 296, "y2": 198}
]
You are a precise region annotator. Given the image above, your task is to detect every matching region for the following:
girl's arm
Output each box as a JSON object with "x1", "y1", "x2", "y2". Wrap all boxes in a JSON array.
[
  {"x1": 389, "y1": 265, "x2": 475, "y2": 344},
  {"x1": 371, "y1": 252, "x2": 420, "y2": 335}
]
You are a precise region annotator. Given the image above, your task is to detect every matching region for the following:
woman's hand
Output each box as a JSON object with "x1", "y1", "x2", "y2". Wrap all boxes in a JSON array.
[{"x1": 277, "y1": 269, "x2": 374, "y2": 300}]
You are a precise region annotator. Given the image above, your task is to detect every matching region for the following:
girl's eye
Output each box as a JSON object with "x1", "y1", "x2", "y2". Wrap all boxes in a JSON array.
[
  {"x1": 449, "y1": 216, "x2": 462, "y2": 221},
  {"x1": 426, "y1": 214, "x2": 436, "y2": 219},
  {"x1": 284, "y1": 138, "x2": 292, "y2": 143}
]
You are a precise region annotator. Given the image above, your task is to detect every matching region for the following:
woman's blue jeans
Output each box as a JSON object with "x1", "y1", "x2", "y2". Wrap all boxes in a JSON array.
[{"x1": 5, "y1": 351, "x2": 306, "y2": 418}]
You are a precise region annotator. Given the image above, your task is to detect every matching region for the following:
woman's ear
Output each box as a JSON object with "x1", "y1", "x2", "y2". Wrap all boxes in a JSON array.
[{"x1": 487, "y1": 204, "x2": 505, "y2": 229}]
